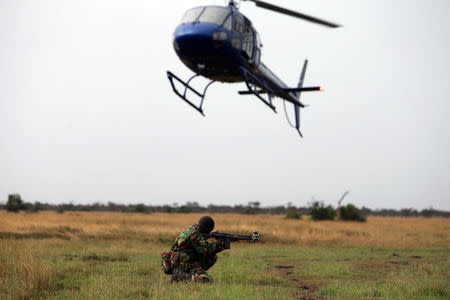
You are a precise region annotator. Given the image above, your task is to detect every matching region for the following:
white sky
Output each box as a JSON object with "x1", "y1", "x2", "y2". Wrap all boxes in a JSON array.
[{"x1": 1, "y1": 0, "x2": 449, "y2": 210}]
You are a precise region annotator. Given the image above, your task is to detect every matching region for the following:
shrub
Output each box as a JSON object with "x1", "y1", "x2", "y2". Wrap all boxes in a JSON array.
[
  {"x1": 163, "y1": 205, "x2": 173, "y2": 213},
  {"x1": 6, "y1": 194, "x2": 25, "y2": 213},
  {"x1": 339, "y1": 204, "x2": 367, "y2": 222},
  {"x1": 285, "y1": 210, "x2": 301, "y2": 219},
  {"x1": 177, "y1": 206, "x2": 192, "y2": 213},
  {"x1": 25, "y1": 207, "x2": 39, "y2": 213},
  {"x1": 132, "y1": 204, "x2": 148, "y2": 213},
  {"x1": 310, "y1": 202, "x2": 336, "y2": 221},
  {"x1": 241, "y1": 207, "x2": 256, "y2": 215}
]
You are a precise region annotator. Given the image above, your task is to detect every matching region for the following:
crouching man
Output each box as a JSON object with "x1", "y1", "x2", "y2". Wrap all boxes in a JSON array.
[{"x1": 161, "y1": 216, "x2": 233, "y2": 283}]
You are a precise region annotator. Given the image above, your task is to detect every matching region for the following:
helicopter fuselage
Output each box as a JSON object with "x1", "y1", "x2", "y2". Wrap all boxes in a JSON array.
[
  {"x1": 172, "y1": 5, "x2": 301, "y2": 105},
  {"x1": 167, "y1": 1, "x2": 335, "y2": 136}
]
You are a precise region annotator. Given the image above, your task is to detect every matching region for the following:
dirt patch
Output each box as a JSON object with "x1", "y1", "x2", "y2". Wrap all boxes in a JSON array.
[
  {"x1": 272, "y1": 265, "x2": 326, "y2": 300},
  {"x1": 295, "y1": 281, "x2": 326, "y2": 300},
  {"x1": 337, "y1": 258, "x2": 351, "y2": 262},
  {"x1": 274, "y1": 265, "x2": 294, "y2": 275},
  {"x1": 275, "y1": 265, "x2": 294, "y2": 269},
  {"x1": 389, "y1": 260, "x2": 409, "y2": 265},
  {"x1": 356, "y1": 260, "x2": 389, "y2": 271}
]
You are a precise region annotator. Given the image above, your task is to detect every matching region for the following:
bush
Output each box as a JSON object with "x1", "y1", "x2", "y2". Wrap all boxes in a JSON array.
[
  {"x1": 241, "y1": 207, "x2": 256, "y2": 215},
  {"x1": 132, "y1": 204, "x2": 148, "y2": 213},
  {"x1": 285, "y1": 210, "x2": 301, "y2": 219},
  {"x1": 177, "y1": 206, "x2": 192, "y2": 213},
  {"x1": 339, "y1": 204, "x2": 367, "y2": 222},
  {"x1": 25, "y1": 207, "x2": 39, "y2": 213},
  {"x1": 6, "y1": 194, "x2": 26, "y2": 213},
  {"x1": 163, "y1": 205, "x2": 173, "y2": 213},
  {"x1": 310, "y1": 202, "x2": 336, "y2": 221}
]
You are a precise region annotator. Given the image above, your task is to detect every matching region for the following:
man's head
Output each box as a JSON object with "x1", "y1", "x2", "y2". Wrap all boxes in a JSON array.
[{"x1": 198, "y1": 216, "x2": 215, "y2": 234}]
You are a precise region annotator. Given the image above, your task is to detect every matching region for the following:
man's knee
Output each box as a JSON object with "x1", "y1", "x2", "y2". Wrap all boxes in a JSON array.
[
  {"x1": 170, "y1": 252, "x2": 190, "y2": 272},
  {"x1": 200, "y1": 254, "x2": 218, "y2": 270}
]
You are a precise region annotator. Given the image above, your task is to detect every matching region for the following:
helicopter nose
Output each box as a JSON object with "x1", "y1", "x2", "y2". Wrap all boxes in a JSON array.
[{"x1": 173, "y1": 23, "x2": 222, "y2": 57}]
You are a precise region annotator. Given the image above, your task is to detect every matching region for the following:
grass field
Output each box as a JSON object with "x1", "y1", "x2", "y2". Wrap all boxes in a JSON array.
[{"x1": 0, "y1": 211, "x2": 449, "y2": 299}]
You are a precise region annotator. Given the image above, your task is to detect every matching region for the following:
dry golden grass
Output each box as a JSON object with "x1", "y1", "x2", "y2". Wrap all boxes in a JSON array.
[
  {"x1": 0, "y1": 211, "x2": 448, "y2": 247},
  {"x1": 0, "y1": 239, "x2": 56, "y2": 299}
]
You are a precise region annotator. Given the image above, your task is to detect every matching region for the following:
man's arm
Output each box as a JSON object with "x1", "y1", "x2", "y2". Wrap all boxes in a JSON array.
[{"x1": 190, "y1": 230, "x2": 225, "y2": 256}]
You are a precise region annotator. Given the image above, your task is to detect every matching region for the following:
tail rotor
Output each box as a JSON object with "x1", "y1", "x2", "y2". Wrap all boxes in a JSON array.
[{"x1": 293, "y1": 60, "x2": 308, "y2": 137}]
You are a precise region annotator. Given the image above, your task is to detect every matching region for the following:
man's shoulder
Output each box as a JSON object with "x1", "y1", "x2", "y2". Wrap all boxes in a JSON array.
[{"x1": 179, "y1": 224, "x2": 200, "y2": 239}]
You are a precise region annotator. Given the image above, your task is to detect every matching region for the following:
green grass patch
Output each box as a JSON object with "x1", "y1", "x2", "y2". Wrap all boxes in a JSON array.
[{"x1": 0, "y1": 239, "x2": 448, "y2": 299}]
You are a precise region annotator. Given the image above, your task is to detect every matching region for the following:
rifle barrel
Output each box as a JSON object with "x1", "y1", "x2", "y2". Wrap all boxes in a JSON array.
[{"x1": 202, "y1": 231, "x2": 259, "y2": 242}]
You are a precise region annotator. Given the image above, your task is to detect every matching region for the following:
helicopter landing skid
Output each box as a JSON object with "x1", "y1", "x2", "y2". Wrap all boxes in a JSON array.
[
  {"x1": 166, "y1": 71, "x2": 215, "y2": 116},
  {"x1": 240, "y1": 67, "x2": 277, "y2": 113}
]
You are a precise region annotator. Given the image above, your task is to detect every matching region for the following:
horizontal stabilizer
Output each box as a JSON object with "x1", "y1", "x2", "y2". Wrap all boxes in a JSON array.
[
  {"x1": 238, "y1": 86, "x2": 323, "y2": 95},
  {"x1": 286, "y1": 86, "x2": 323, "y2": 93}
]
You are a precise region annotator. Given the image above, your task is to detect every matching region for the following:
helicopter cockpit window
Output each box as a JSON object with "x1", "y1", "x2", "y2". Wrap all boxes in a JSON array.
[
  {"x1": 243, "y1": 26, "x2": 254, "y2": 59},
  {"x1": 222, "y1": 14, "x2": 232, "y2": 31},
  {"x1": 181, "y1": 7, "x2": 204, "y2": 24},
  {"x1": 197, "y1": 7, "x2": 231, "y2": 26},
  {"x1": 255, "y1": 32, "x2": 261, "y2": 49},
  {"x1": 235, "y1": 15, "x2": 245, "y2": 34}
]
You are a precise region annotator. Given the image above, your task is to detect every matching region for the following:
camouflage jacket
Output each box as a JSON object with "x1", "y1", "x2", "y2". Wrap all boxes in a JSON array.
[{"x1": 171, "y1": 224, "x2": 224, "y2": 260}]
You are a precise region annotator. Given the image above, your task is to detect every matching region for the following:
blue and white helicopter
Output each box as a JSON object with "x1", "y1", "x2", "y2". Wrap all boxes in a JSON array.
[{"x1": 167, "y1": 0, "x2": 340, "y2": 137}]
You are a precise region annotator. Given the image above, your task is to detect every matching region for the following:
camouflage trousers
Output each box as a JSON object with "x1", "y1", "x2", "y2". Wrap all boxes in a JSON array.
[{"x1": 170, "y1": 251, "x2": 217, "y2": 282}]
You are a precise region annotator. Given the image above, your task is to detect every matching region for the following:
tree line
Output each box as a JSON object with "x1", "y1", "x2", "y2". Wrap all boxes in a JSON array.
[{"x1": 1, "y1": 194, "x2": 449, "y2": 218}]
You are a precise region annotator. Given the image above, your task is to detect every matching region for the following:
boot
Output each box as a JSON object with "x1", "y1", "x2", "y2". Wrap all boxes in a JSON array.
[{"x1": 170, "y1": 268, "x2": 192, "y2": 283}]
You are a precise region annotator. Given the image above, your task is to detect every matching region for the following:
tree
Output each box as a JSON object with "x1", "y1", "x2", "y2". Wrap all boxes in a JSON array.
[
  {"x1": 132, "y1": 204, "x2": 148, "y2": 213},
  {"x1": 6, "y1": 194, "x2": 25, "y2": 212},
  {"x1": 249, "y1": 202, "x2": 261, "y2": 209},
  {"x1": 310, "y1": 201, "x2": 336, "y2": 221},
  {"x1": 339, "y1": 204, "x2": 366, "y2": 222},
  {"x1": 336, "y1": 191, "x2": 350, "y2": 219}
]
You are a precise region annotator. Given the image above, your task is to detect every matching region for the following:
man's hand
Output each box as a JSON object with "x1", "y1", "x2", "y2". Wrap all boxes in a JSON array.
[
  {"x1": 215, "y1": 238, "x2": 231, "y2": 250},
  {"x1": 215, "y1": 238, "x2": 224, "y2": 247},
  {"x1": 230, "y1": 234, "x2": 239, "y2": 242}
]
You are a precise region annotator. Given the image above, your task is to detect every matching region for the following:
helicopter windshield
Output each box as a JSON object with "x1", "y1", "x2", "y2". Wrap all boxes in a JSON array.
[
  {"x1": 181, "y1": 7, "x2": 204, "y2": 23},
  {"x1": 181, "y1": 7, "x2": 230, "y2": 27}
]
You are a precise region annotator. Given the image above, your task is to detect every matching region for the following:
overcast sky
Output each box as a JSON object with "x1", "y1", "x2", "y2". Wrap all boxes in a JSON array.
[{"x1": 1, "y1": 0, "x2": 449, "y2": 210}]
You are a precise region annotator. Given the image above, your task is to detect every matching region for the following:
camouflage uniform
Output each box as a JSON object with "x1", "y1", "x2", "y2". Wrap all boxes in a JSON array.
[{"x1": 163, "y1": 224, "x2": 224, "y2": 282}]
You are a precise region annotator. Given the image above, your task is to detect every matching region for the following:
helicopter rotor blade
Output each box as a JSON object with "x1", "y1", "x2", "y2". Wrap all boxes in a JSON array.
[{"x1": 245, "y1": 0, "x2": 341, "y2": 28}]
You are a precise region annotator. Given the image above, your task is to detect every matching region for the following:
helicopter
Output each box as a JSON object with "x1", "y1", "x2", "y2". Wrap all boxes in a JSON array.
[{"x1": 166, "y1": 0, "x2": 340, "y2": 137}]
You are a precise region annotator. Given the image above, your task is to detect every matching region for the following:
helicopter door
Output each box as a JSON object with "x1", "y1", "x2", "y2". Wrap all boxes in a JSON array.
[
  {"x1": 252, "y1": 47, "x2": 260, "y2": 67},
  {"x1": 242, "y1": 26, "x2": 254, "y2": 60},
  {"x1": 251, "y1": 31, "x2": 261, "y2": 67}
]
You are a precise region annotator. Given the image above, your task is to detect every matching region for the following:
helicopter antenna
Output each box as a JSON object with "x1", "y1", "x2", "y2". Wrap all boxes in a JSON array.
[{"x1": 228, "y1": 0, "x2": 241, "y2": 9}]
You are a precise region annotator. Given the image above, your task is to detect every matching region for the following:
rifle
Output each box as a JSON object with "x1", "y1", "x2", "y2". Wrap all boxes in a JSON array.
[{"x1": 202, "y1": 231, "x2": 260, "y2": 249}]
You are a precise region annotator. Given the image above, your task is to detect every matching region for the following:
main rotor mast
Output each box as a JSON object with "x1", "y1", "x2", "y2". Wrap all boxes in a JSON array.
[{"x1": 228, "y1": 0, "x2": 240, "y2": 9}]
